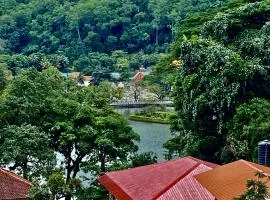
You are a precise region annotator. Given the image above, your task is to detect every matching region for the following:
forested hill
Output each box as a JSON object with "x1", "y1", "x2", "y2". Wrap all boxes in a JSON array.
[{"x1": 0, "y1": 0, "x2": 227, "y2": 75}]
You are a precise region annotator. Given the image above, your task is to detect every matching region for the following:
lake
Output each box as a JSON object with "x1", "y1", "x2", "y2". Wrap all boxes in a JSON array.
[{"x1": 115, "y1": 107, "x2": 173, "y2": 161}]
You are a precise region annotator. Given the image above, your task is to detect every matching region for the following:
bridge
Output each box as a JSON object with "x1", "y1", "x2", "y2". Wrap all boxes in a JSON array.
[{"x1": 110, "y1": 100, "x2": 173, "y2": 108}]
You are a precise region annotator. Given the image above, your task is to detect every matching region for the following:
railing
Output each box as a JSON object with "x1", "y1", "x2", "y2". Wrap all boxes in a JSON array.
[{"x1": 110, "y1": 100, "x2": 173, "y2": 108}]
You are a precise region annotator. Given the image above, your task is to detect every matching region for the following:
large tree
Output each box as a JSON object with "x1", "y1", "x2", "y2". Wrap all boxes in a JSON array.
[
  {"x1": 0, "y1": 67, "x2": 139, "y2": 200},
  {"x1": 165, "y1": 0, "x2": 270, "y2": 163},
  {"x1": 0, "y1": 124, "x2": 55, "y2": 179}
]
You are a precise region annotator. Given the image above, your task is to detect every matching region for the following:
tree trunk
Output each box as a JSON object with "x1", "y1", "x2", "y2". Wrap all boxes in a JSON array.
[
  {"x1": 72, "y1": 154, "x2": 85, "y2": 179},
  {"x1": 100, "y1": 151, "x2": 106, "y2": 172},
  {"x1": 76, "y1": 26, "x2": 81, "y2": 41},
  {"x1": 171, "y1": 23, "x2": 174, "y2": 39},
  {"x1": 155, "y1": 26, "x2": 159, "y2": 45},
  {"x1": 134, "y1": 90, "x2": 138, "y2": 102},
  {"x1": 66, "y1": 146, "x2": 73, "y2": 183},
  {"x1": 22, "y1": 161, "x2": 28, "y2": 180}
]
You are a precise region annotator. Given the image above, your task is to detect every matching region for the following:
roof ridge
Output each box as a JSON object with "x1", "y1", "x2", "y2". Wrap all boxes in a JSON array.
[
  {"x1": 240, "y1": 160, "x2": 262, "y2": 172},
  {"x1": 240, "y1": 160, "x2": 270, "y2": 177},
  {"x1": 0, "y1": 168, "x2": 31, "y2": 185},
  {"x1": 107, "y1": 157, "x2": 191, "y2": 174},
  {"x1": 151, "y1": 160, "x2": 201, "y2": 200},
  {"x1": 100, "y1": 174, "x2": 133, "y2": 200},
  {"x1": 187, "y1": 156, "x2": 204, "y2": 164},
  {"x1": 188, "y1": 156, "x2": 219, "y2": 168}
]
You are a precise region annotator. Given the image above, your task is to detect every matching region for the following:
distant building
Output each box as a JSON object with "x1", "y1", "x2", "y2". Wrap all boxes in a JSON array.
[
  {"x1": 99, "y1": 156, "x2": 218, "y2": 200},
  {"x1": 0, "y1": 168, "x2": 31, "y2": 200},
  {"x1": 69, "y1": 72, "x2": 80, "y2": 79},
  {"x1": 132, "y1": 72, "x2": 144, "y2": 81},
  {"x1": 66, "y1": 72, "x2": 93, "y2": 86},
  {"x1": 81, "y1": 76, "x2": 93, "y2": 87},
  {"x1": 139, "y1": 66, "x2": 146, "y2": 72},
  {"x1": 117, "y1": 82, "x2": 125, "y2": 88}
]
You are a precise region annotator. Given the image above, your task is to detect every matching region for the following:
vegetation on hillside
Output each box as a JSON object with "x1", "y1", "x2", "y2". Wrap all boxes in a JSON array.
[{"x1": 0, "y1": 0, "x2": 228, "y2": 76}]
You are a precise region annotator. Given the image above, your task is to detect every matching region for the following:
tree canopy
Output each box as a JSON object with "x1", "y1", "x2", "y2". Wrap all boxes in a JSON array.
[
  {"x1": 0, "y1": 0, "x2": 228, "y2": 75},
  {"x1": 165, "y1": 0, "x2": 270, "y2": 163},
  {"x1": 0, "y1": 67, "x2": 140, "y2": 199}
]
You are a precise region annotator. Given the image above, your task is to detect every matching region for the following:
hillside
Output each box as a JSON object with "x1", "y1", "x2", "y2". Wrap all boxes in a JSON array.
[{"x1": 0, "y1": 0, "x2": 228, "y2": 76}]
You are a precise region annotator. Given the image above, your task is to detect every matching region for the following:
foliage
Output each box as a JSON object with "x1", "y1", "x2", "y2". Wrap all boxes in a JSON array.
[
  {"x1": 130, "y1": 79, "x2": 145, "y2": 102},
  {"x1": 76, "y1": 181, "x2": 108, "y2": 200},
  {"x1": 131, "y1": 152, "x2": 157, "y2": 167},
  {"x1": 129, "y1": 111, "x2": 174, "y2": 124},
  {"x1": 0, "y1": 64, "x2": 11, "y2": 96},
  {"x1": 0, "y1": 124, "x2": 55, "y2": 179},
  {"x1": 166, "y1": 0, "x2": 270, "y2": 163},
  {"x1": 0, "y1": 67, "x2": 139, "y2": 200},
  {"x1": 93, "y1": 81, "x2": 124, "y2": 104},
  {"x1": 176, "y1": 0, "x2": 245, "y2": 37},
  {"x1": 0, "y1": 0, "x2": 228, "y2": 76},
  {"x1": 29, "y1": 184, "x2": 52, "y2": 200},
  {"x1": 166, "y1": 36, "x2": 255, "y2": 162},
  {"x1": 223, "y1": 98, "x2": 270, "y2": 162},
  {"x1": 30, "y1": 173, "x2": 82, "y2": 200},
  {"x1": 235, "y1": 172, "x2": 270, "y2": 200}
]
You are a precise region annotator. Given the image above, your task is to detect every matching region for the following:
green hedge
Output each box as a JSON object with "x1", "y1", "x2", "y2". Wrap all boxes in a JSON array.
[
  {"x1": 129, "y1": 115, "x2": 170, "y2": 124},
  {"x1": 129, "y1": 111, "x2": 175, "y2": 124}
]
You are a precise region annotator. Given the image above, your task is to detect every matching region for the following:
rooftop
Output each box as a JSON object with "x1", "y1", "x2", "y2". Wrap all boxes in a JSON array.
[
  {"x1": 82, "y1": 76, "x2": 93, "y2": 82},
  {"x1": 0, "y1": 168, "x2": 31, "y2": 200},
  {"x1": 98, "y1": 156, "x2": 218, "y2": 200},
  {"x1": 195, "y1": 160, "x2": 270, "y2": 200}
]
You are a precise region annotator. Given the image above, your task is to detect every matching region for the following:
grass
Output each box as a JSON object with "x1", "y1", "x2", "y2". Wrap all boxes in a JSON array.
[{"x1": 129, "y1": 111, "x2": 174, "y2": 124}]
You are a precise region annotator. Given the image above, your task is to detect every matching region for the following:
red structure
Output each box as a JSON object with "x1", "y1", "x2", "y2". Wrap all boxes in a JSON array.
[
  {"x1": 0, "y1": 168, "x2": 31, "y2": 200},
  {"x1": 133, "y1": 72, "x2": 144, "y2": 81},
  {"x1": 98, "y1": 156, "x2": 218, "y2": 200}
]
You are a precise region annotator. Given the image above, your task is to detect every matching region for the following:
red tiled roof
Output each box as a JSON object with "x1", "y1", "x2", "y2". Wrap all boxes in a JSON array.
[
  {"x1": 133, "y1": 72, "x2": 144, "y2": 81},
  {"x1": 98, "y1": 156, "x2": 219, "y2": 200},
  {"x1": 195, "y1": 160, "x2": 270, "y2": 200},
  {"x1": 0, "y1": 168, "x2": 31, "y2": 200}
]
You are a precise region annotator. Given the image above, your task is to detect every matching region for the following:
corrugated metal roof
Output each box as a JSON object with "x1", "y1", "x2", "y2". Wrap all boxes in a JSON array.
[
  {"x1": 99, "y1": 156, "x2": 218, "y2": 200},
  {"x1": 195, "y1": 160, "x2": 270, "y2": 200},
  {"x1": 157, "y1": 164, "x2": 215, "y2": 200},
  {"x1": 0, "y1": 168, "x2": 31, "y2": 200}
]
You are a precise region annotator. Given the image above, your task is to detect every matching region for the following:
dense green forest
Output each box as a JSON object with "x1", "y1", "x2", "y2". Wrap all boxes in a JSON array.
[
  {"x1": 165, "y1": 0, "x2": 270, "y2": 164},
  {"x1": 0, "y1": 0, "x2": 227, "y2": 76}
]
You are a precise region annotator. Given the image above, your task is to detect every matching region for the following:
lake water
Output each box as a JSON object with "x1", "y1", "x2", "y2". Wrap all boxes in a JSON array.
[{"x1": 116, "y1": 108, "x2": 173, "y2": 161}]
